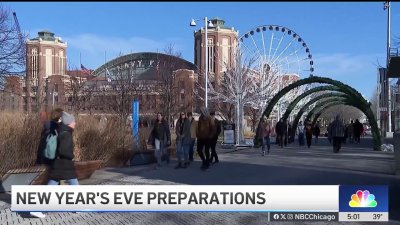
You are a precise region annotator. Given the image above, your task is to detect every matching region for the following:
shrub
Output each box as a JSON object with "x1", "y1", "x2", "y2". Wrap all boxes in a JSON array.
[{"x1": 0, "y1": 112, "x2": 150, "y2": 177}]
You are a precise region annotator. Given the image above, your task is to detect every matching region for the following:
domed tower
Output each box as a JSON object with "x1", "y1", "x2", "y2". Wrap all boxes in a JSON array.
[{"x1": 194, "y1": 18, "x2": 238, "y2": 87}]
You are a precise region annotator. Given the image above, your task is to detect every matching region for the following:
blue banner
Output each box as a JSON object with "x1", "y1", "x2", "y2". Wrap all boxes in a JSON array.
[{"x1": 132, "y1": 100, "x2": 139, "y2": 148}]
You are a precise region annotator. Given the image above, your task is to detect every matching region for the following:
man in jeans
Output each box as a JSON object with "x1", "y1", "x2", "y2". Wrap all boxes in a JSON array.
[
  {"x1": 175, "y1": 112, "x2": 190, "y2": 169},
  {"x1": 259, "y1": 117, "x2": 272, "y2": 156}
]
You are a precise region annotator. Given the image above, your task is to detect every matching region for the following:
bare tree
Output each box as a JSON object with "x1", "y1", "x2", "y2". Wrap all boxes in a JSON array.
[
  {"x1": 157, "y1": 44, "x2": 186, "y2": 126},
  {"x1": 0, "y1": 5, "x2": 26, "y2": 89},
  {"x1": 196, "y1": 49, "x2": 279, "y2": 144},
  {"x1": 64, "y1": 66, "x2": 89, "y2": 114},
  {"x1": 245, "y1": 106, "x2": 261, "y2": 132}
]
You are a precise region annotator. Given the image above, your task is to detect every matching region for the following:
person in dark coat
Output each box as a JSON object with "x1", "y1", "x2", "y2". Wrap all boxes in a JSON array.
[
  {"x1": 275, "y1": 119, "x2": 285, "y2": 148},
  {"x1": 36, "y1": 108, "x2": 64, "y2": 165},
  {"x1": 353, "y1": 119, "x2": 363, "y2": 144},
  {"x1": 30, "y1": 109, "x2": 64, "y2": 218},
  {"x1": 329, "y1": 115, "x2": 346, "y2": 153},
  {"x1": 209, "y1": 111, "x2": 221, "y2": 164},
  {"x1": 304, "y1": 120, "x2": 313, "y2": 148},
  {"x1": 149, "y1": 113, "x2": 171, "y2": 168},
  {"x1": 48, "y1": 111, "x2": 78, "y2": 185},
  {"x1": 313, "y1": 122, "x2": 321, "y2": 144},
  {"x1": 196, "y1": 107, "x2": 214, "y2": 170},
  {"x1": 175, "y1": 112, "x2": 191, "y2": 169}
]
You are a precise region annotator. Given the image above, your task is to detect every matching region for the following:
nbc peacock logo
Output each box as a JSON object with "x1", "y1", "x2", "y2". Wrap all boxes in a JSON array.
[{"x1": 349, "y1": 190, "x2": 377, "y2": 207}]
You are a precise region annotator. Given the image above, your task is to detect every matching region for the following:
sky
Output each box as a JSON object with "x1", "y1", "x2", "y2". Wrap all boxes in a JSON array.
[{"x1": 3, "y1": 2, "x2": 399, "y2": 99}]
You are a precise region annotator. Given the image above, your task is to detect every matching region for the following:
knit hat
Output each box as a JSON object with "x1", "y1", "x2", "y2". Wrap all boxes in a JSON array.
[{"x1": 61, "y1": 111, "x2": 75, "y2": 125}]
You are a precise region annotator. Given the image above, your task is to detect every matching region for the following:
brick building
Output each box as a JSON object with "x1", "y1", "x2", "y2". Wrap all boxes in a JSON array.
[{"x1": 25, "y1": 30, "x2": 67, "y2": 112}]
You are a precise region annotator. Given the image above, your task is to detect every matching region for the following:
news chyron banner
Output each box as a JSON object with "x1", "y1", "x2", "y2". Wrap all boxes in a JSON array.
[{"x1": 11, "y1": 185, "x2": 388, "y2": 222}]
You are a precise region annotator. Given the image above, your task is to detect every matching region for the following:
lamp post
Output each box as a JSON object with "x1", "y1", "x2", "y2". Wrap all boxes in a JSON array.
[
  {"x1": 384, "y1": 1, "x2": 392, "y2": 133},
  {"x1": 190, "y1": 17, "x2": 214, "y2": 108}
]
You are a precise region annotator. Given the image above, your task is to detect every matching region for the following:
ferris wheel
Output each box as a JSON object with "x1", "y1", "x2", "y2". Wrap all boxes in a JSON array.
[
  {"x1": 238, "y1": 25, "x2": 315, "y2": 119},
  {"x1": 239, "y1": 25, "x2": 314, "y2": 78}
]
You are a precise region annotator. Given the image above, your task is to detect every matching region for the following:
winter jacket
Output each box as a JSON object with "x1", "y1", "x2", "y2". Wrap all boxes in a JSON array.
[
  {"x1": 149, "y1": 120, "x2": 171, "y2": 146},
  {"x1": 196, "y1": 115, "x2": 214, "y2": 140},
  {"x1": 182, "y1": 119, "x2": 193, "y2": 145},
  {"x1": 36, "y1": 120, "x2": 59, "y2": 165},
  {"x1": 305, "y1": 122, "x2": 313, "y2": 135},
  {"x1": 48, "y1": 123, "x2": 77, "y2": 180},
  {"x1": 275, "y1": 121, "x2": 285, "y2": 135},
  {"x1": 329, "y1": 119, "x2": 345, "y2": 138},
  {"x1": 259, "y1": 121, "x2": 272, "y2": 137}
]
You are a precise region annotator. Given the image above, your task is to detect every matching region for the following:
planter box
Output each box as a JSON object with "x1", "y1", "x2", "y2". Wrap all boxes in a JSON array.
[
  {"x1": 74, "y1": 160, "x2": 103, "y2": 180},
  {"x1": 0, "y1": 160, "x2": 102, "y2": 192}
]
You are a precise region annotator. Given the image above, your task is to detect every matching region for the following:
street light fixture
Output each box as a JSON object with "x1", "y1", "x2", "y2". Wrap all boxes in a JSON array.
[
  {"x1": 384, "y1": 1, "x2": 392, "y2": 133},
  {"x1": 190, "y1": 17, "x2": 214, "y2": 108}
]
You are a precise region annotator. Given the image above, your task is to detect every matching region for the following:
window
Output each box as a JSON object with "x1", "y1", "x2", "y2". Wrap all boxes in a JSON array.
[
  {"x1": 54, "y1": 84, "x2": 59, "y2": 92},
  {"x1": 31, "y1": 48, "x2": 38, "y2": 79},
  {"x1": 208, "y1": 37, "x2": 215, "y2": 73},
  {"x1": 59, "y1": 50, "x2": 65, "y2": 75},
  {"x1": 180, "y1": 80, "x2": 184, "y2": 88}
]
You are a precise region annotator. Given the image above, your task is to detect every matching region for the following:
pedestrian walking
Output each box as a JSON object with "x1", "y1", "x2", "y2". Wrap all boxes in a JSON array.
[
  {"x1": 174, "y1": 112, "x2": 190, "y2": 169},
  {"x1": 275, "y1": 119, "x2": 285, "y2": 148},
  {"x1": 305, "y1": 120, "x2": 313, "y2": 148},
  {"x1": 148, "y1": 113, "x2": 171, "y2": 168},
  {"x1": 313, "y1": 122, "x2": 320, "y2": 144},
  {"x1": 259, "y1": 117, "x2": 272, "y2": 156},
  {"x1": 47, "y1": 111, "x2": 79, "y2": 185},
  {"x1": 30, "y1": 108, "x2": 63, "y2": 219},
  {"x1": 297, "y1": 121, "x2": 305, "y2": 146},
  {"x1": 329, "y1": 115, "x2": 346, "y2": 153},
  {"x1": 353, "y1": 119, "x2": 363, "y2": 144},
  {"x1": 348, "y1": 120, "x2": 354, "y2": 144},
  {"x1": 209, "y1": 111, "x2": 221, "y2": 164},
  {"x1": 196, "y1": 107, "x2": 214, "y2": 171}
]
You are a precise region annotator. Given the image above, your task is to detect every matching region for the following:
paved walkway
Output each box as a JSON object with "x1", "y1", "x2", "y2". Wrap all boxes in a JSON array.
[{"x1": 1, "y1": 137, "x2": 400, "y2": 225}]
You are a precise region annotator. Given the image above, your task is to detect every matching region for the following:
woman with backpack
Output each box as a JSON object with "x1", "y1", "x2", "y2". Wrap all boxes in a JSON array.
[
  {"x1": 30, "y1": 111, "x2": 78, "y2": 219},
  {"x1": 30, "y1": 108, "x2": 63, "y2": 219},
  {"x1": 47, "y1": 111, "x2": 79, "y2": 185},
  {"x1": 36, "y1": 108, "x2": 64, "y2": 165}
]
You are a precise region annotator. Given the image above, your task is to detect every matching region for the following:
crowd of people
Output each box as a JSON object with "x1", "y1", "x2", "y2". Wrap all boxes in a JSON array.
[
  {"x1": 258, "y1": 116, "x2": 368, "y2": 154},
  {"x1": 147, "y1": 107, "x2": 221, "y2": 171}
]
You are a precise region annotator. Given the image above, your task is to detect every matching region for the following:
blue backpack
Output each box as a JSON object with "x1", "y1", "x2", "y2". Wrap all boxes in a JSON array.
[{"x1": 44, "y1": 130, "x2": 58, "y2": 160}]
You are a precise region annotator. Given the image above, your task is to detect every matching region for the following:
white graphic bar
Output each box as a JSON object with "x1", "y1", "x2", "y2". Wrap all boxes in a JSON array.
[{"x1": 11, "y1": 185, "x2": 339, "y2": 212}]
